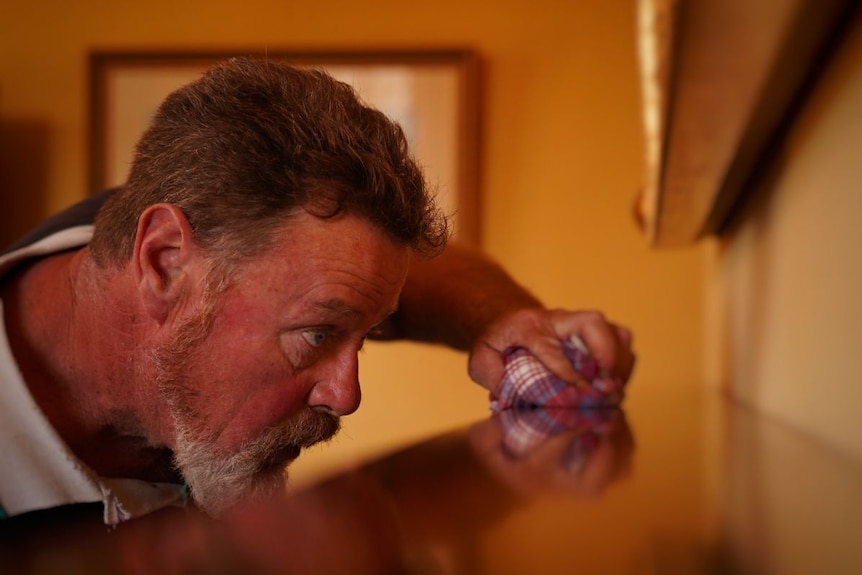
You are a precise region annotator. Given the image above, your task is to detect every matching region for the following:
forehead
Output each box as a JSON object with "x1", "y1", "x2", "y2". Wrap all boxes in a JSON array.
[
  {"x1": 272, "y1": 209, "x2": 408, "y2": 263},
  {"x1": 234, "y1": 211, "x2": 410, "y2": 312}
]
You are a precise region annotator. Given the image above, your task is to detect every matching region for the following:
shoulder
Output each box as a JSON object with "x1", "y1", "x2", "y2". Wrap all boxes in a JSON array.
[{"x1": 2, "y1": 189, "x2": 119, "y2": 256}]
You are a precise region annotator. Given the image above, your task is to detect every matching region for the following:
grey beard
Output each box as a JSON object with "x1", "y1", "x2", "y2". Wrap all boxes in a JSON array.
[{"x1": 168, "y1": 402, "x2": 341, "y2": 517}]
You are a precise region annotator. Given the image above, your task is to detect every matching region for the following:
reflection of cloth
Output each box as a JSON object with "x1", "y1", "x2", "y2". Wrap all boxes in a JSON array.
[
  {"x1": 491, "y1": 336, "x2": 625, "y2": 411},
  {"x1": 497, "y1": 407, "x2": 619, "y2": 468}
]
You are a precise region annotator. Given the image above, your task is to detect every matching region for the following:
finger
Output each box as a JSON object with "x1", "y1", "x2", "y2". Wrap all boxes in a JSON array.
[
  {"x1": 467, "y1": 343, "x2": 507, "y2": 393},
  {"x1": 467, "y1": 418, "x2": 503, "y2": 454},
  {"x1": 566, "y1": 317, "x2": 634, "y2": 381},
  {"x1": 607, "y1": 323, "x2": 636, "y2": 381},
  {"x1": 571, "y1": 316, "x2": 623, "y2": 378},
  {"x1": 522, "y1": 335, "x2": 585, "y2": 385},
  {"x1": 615, "y1": 325, "x2": 633, "y2": 348},
  {"x1": 506, "y1": 310, "x2": 619, "y2": 385},
  {"x1": 610, "y1": 324, "x2": 636, "y2": 378},
  {"x1": 572, "y1": 439, "x2": 618, "y2": 497}
]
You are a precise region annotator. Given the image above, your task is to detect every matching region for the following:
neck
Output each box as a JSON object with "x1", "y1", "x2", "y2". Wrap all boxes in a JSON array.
[{"x1": 1, "y1": 249, "x2": 180, "y2": 483}]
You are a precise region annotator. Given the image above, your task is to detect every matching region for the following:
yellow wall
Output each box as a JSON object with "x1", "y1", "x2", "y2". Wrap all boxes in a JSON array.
[
  {"x1": 705, "y1": 10, "x2": 862, "y2": 461},
  {"x1": 0, "y1": 0, "x2": 705, "y2": 482}
]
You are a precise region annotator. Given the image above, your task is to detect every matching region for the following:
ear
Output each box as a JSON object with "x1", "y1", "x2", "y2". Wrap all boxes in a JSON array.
[{"x1": 133, "y1": 203, "x2": 202, "y2": 324}]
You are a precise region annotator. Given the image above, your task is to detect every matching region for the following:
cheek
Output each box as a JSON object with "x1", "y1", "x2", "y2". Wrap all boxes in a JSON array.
[
  {"x1": 191, "y1": 339, "x2": 314, "y2": 449},
  {"x1": 178, "y1": 296, "x2": 316, "y2": 447},
  {"x1": 278, "y1": 332, "x2": 305, "y2": 368},
  {"x1": 213, "y1": 375, "x2": 314, "y2": 453},
  {"x1": 197, "y1": 300, "x2": 285, "y2": 377},
  {"x1": 178, "y1": 332, "x2": 291, "y2": 417}
]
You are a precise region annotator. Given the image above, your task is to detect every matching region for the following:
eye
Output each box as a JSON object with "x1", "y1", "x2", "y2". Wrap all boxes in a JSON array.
[{"x1": 301, "y1": 329, "x2": 328, "y2": 347}]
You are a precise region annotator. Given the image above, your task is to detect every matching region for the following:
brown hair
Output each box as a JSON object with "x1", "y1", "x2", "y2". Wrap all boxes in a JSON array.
[{"x1": 90, "y1": 57, "x2": 448, "y2": 268}]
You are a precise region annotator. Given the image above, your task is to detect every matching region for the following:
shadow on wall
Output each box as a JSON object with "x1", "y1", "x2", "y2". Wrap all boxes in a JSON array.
[
  {"x1": 0, "y1": 119, "x2": 51, "y2": 251},
  {"x1": 711, "y1": 141, "x2": 795, "y2": 407}
]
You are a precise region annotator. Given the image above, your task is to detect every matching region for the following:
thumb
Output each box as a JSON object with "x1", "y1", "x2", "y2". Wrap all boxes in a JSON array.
[{"x1": 468, "y1": 343, "x2": 506, "y2": 395}]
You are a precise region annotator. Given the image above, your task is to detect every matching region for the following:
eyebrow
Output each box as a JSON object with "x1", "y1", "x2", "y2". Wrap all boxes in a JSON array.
[
  {"x1": 313, "y1": 298, "x2": 363, "y2": 319},
  {"x1": 312, "y1": 298, "x2": 399, "y2": 324}
]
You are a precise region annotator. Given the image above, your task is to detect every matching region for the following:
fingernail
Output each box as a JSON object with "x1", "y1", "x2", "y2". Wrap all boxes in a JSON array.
[{"x1": 593, "y1": 377, "x2": 621, "y2": 393}]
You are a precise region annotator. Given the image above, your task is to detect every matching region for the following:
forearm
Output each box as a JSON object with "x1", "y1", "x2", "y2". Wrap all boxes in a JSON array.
[
  {"x1": 379, "y1": 242, "x2": 636, "y2": 397},
  {"x1": 387, "y1": 242, "x2": 544, "y2": 351}
]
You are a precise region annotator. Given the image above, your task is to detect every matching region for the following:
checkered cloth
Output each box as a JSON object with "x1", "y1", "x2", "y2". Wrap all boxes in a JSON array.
[
  {"x1": 496, "y1": 407, "x2": 617, "y2": 462},
  {"x1": 490, "y1": 336, "x2": 625, "y2": 412}
]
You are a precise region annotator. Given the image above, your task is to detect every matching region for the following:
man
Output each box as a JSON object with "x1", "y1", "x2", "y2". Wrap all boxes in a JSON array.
[{"x1": 0, "y1": 58, "x2": 634, "y2": 524}]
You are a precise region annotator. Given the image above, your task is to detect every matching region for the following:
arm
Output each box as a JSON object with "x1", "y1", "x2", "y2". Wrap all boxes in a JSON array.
[
  {"x1": 380, "y1": 242, "x2": 635, "y2": 396},
  {"x1": 387, "y1": 242, "x2": 543, "y2": 351}
]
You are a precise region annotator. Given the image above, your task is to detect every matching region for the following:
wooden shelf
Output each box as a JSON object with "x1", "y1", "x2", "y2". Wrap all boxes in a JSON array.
[{"x1": 638, "y1": 0, "x2": 857, "y2": 246}]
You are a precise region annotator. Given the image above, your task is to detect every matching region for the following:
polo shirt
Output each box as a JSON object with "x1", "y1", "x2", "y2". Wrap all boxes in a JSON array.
[{"x1": 0, "y1": 193, "x2": 187, "y2": 524}]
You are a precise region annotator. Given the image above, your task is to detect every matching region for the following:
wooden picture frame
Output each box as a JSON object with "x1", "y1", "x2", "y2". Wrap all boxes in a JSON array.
[{"x1": 88, "y1": 50, "x2": 482, "y2": 245}]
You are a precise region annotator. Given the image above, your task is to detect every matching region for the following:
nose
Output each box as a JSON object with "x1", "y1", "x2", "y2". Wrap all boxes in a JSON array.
[{"x1": 306, "y1": 349, "x2": 362, "y2": 416}]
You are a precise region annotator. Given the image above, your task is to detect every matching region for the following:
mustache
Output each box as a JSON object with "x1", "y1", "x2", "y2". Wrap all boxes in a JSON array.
[{"x1": 250, "y1": 409, "x2": 342, "y2": 472}]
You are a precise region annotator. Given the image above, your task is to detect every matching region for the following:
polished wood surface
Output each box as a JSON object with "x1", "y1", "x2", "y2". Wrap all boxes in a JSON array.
[{"x1": 2, "y1": 388, "x2": 861, "y2": 574}]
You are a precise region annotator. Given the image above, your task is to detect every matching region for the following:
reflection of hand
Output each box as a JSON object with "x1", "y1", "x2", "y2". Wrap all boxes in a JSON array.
[
  {"x1": 469, "y1": 407, "x2": 634, "y2": 497},
  {"x1": 468, "y1": 309, "x2": 635, "y2": 402}
]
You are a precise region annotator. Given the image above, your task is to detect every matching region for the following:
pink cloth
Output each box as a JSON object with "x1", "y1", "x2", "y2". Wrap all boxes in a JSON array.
[{"x1": 490, "y1": 336, "x2": 626, "y2": 411}]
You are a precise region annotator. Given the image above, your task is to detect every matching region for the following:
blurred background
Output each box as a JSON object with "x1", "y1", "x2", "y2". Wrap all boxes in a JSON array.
[{"x1": 0, "y1": 0, "x2": 859, "y2": 488}]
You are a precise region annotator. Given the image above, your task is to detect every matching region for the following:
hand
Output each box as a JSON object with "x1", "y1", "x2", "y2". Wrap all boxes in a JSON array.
[
  {"x1": 468, "y1": 407, "x2": 634, "y2": 497},
  {"x1": 467, "y1": 308, "x2": 635, "y2": 397}
]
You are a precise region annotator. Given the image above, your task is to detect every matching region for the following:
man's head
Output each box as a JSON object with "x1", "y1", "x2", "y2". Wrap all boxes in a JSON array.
[
  {"x1": 90, "y1": 56, "x2": 447, "y2": 270},
  {"x1": 86, "y1": 58, "x2": 448, "y2": 514}
]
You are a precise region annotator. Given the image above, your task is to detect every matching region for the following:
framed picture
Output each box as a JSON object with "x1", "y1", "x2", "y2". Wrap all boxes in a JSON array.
[{"x1": 88, "y1": 50, "x2": 482, "y2": 245}]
